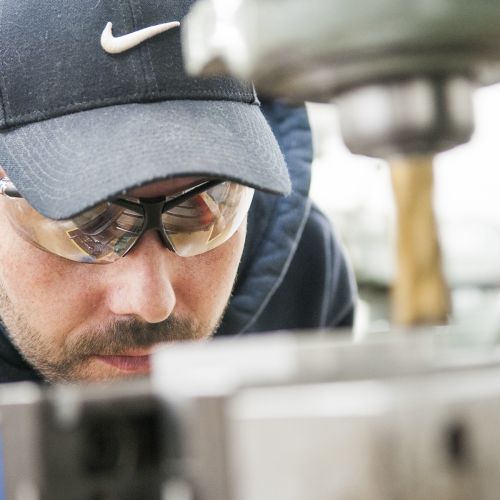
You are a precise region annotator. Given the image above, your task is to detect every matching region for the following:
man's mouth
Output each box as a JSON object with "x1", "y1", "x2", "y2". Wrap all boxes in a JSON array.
[{"x1": 94, "y1": 351, "x2": 152, "y2": 373}]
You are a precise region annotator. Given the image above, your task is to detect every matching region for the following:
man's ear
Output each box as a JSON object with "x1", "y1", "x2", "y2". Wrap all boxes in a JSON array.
[{"x1": 0, "y1": 168, "x2": 6, "y2": 177}]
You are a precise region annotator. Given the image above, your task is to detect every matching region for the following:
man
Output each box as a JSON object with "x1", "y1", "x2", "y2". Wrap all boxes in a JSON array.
[{"x1": 0, "y1": 0, "x2": 355, "y2": 383}]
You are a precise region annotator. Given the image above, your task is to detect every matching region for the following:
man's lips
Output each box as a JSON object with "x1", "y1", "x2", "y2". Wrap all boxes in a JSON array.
[{"x1": 94, "y1": 352, "x2": 152, "y2": 372}]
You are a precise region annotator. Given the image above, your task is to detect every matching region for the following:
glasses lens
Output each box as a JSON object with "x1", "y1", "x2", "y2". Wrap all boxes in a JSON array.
[
  {"x1": 3, "y1": 197, "x2": 144, "y2": 263},
  {"x1": 1, "y1": 180, "x2": 253, "y2": 263},
  {"x1": 162, "y1": 182, "x2": 254, "y2": 257}
]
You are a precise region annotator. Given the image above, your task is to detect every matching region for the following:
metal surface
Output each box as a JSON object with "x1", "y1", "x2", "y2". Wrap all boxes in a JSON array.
[
  {"x1": 183, "y1": 0, "x2": 486, "y2": 328},
  {"x1": 4, "y1": 332, "x2": 500, "y2": 499},
  {"x1": 152, "y1": 331, "x2": 500, "y2": 500},
  {"x1": 0, "y1": 380, "x2": 167, "y2": 500},
  {"x1": 336, "y1": 77, "x2": 474, "y2": 157},
  {"x1": 182, "y1": 0, "x2": 500, "y2": 156},
  {"x1": 182, "y1": 0, "x2": 500, "y2": 98},
  {"x1": 0, "y1": 384, "x2": 44, "y2": 500},
  {"x1": 225, "y1": 370, "x2": 500, "y2": 500}
]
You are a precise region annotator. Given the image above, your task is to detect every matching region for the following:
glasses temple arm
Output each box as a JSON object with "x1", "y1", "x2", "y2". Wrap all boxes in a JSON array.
[
  {"x1": 0, "y1": 178, "x2": 227, "y2": 210},
  {"x1": 162, "y1": 180, "x2": 223, "y2": 212},
  {"x1": 0, "y1": 179, "x2": 22, "y2": 198}
]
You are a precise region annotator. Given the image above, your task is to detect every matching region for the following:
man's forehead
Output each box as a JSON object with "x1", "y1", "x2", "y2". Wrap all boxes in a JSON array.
[{"x1": 127, "y1": 177, "x2": 206, "y2": 199}]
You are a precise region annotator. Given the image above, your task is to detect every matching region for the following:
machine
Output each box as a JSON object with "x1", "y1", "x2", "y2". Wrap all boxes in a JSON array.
[
  {"x1": 181, "y1": 0, "x2": 500, "y2": 326},
  {"x1": 3, "y1": 332, "x2": 500, "y2": 499}
]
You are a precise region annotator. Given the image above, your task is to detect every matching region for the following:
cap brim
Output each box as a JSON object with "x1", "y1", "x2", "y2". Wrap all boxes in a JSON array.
[{"x1": 0, "y1": 100, "x2": 290, "y2": 219}]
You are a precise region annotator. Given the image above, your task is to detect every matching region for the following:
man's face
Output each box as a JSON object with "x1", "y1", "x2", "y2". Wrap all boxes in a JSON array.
[{"x1": 0, "y1": 177, "x2": 247, "y2": 383}]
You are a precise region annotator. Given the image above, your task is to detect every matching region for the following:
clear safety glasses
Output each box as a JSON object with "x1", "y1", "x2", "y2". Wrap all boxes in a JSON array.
[{"x1": 0, "y1": 177, "x2": 254, "y2": 264}]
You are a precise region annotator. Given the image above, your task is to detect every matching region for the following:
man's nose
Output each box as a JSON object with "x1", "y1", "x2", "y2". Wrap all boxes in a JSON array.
[{"x1": 104, "y1": 231, "x2": 176, "y2": 323}]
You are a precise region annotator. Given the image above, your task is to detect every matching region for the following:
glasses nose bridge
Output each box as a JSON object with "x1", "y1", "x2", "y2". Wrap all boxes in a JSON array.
[{"x1": 140, "y1": 199, "x2": 173, "y2": 250}]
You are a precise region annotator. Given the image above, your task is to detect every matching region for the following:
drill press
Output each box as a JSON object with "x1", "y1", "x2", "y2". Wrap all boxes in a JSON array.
[{"x1": 181, "y1": 0, "x2": 500, "y2": 326}]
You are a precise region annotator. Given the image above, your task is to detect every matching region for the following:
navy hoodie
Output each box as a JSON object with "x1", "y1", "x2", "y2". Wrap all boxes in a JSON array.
[
  {"x1": 0, "y1": 101, "x2": 356, "y2": 383},
  {"x1": 218, "y1": 101, "x2": 356, "y2": 335}
]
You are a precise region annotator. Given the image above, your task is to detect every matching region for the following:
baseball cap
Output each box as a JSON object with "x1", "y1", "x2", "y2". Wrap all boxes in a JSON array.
[{"x1": 0, "y1": 0, "x2": 290, "y2": 220}]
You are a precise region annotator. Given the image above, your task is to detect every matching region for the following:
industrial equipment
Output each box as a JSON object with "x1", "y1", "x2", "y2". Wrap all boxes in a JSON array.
[
  {"x1": 3, "y1": 332, "x2": 500, "y2": 499},
  {"x1": 181, "y1": 0, "x2": 500, "y2": 326}
]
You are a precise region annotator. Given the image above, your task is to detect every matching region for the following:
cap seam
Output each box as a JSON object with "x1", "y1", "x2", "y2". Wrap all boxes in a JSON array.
[
  {"x1": 127, "y1": 0, "x2": 151, "y2": 95},
  {"x1": 132, "y1": 0, "x2": 161, "y2": 94},
  {"x1": 2, "y1": 91, "x2": 256, "y2": 125},
  {"x1": 120, "y1": 2, "x2": 141, "y2": 94}
]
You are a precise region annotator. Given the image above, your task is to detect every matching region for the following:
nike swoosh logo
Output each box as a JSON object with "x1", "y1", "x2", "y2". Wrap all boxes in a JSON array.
[{"x1": 101, "y1": 21, "x2": 180, "y2": 54}]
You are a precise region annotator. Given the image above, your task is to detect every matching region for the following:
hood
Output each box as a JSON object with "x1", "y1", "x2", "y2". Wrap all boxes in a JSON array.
[{"x1": 217, "y1": 100, "x2": 313, "y2": 335}]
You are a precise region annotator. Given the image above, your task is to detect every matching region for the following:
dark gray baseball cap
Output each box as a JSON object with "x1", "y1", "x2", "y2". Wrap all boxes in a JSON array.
[{"x1": 0, "y1": 0, "x2": 290, "y2": 220}]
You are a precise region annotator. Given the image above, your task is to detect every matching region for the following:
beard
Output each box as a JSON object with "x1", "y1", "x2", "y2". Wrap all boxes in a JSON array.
[{"x1": 0, "y1": 283, "x2": 221, "y2": 383}]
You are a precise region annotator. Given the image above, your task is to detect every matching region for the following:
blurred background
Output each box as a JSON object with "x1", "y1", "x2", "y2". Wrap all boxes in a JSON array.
[{"x1": 307, "y1": 83, "x2": 500, "y2": 337}]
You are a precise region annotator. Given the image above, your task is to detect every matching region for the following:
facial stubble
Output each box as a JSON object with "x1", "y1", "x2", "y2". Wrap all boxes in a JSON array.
[{"x1": 0, "y1": 281, "x2": 225, "y2": 383}]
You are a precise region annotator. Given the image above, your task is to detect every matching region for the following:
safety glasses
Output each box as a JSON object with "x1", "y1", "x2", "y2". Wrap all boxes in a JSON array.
[{"x1": 0, "y1": 177, "x2": 254, "y2": 264}]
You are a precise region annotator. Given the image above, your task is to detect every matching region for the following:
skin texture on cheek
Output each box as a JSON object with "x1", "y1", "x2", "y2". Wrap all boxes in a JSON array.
[
  {"x1": 0, "y1": 202, "x2": 247, "y2": 383},
  {"x1": 171, "y1": 237, "x2": 242, "y2": 326},
  {"x1": 0, "y1": 212, "x2": 109, "y2": 380},
  {"x1": 0, "y1": 223, "x2": 101, "y2": 349}
]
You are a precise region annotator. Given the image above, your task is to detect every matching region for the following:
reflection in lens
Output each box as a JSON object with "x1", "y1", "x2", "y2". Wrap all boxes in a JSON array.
[
  {"x1": 2, "y1": 181, "x2": 254, "y2": 263},
  {"x1": 162, "y1": 182, "x2": 254, "y2": 257},
  {"x1": 69, "y1": 204, "x2": 144, "y2": 260},
  {"x1": 3, "y1": 197, "x2": 144, "y2": 264}
]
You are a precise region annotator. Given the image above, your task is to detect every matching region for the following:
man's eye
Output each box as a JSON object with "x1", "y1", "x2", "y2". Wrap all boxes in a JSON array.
[
  {"x1": 162, "y1": 194, "x2": 216, "y2": 233},
  {"x1": 72, "y1": 204, "x2": 124, "y2": 235}
]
